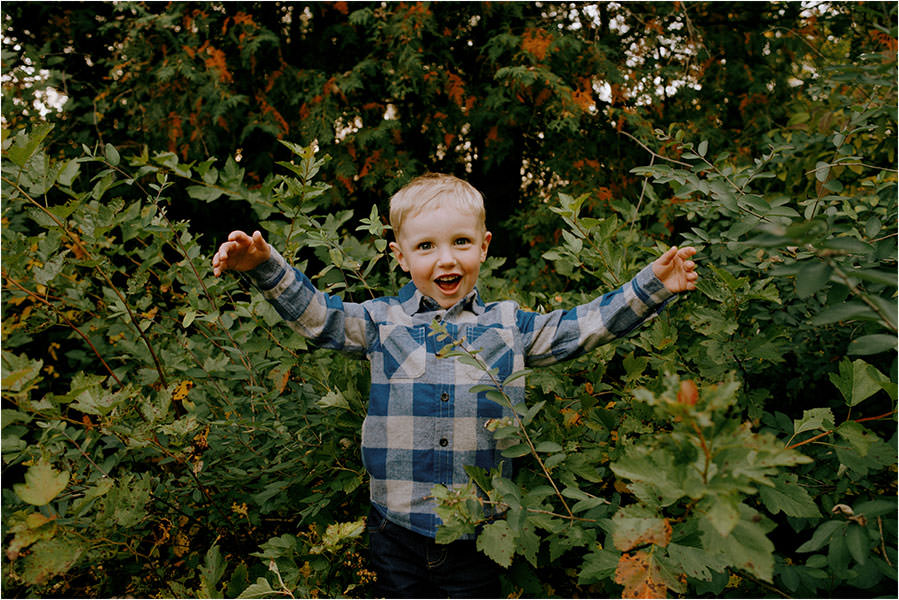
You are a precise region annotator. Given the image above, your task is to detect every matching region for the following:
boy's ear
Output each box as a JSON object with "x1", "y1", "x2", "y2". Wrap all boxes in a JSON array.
[
  {"x1": 389, "y1": 241, "x2": 410, "y2": 272},
  {"x1": 480, "y1": 231, "x2": 492, "y2": 262}
]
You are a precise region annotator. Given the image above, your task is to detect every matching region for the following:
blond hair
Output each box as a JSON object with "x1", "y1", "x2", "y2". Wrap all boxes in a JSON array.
[{"x1": 389, "y1": 173, "x2": 485, "y2": 238}]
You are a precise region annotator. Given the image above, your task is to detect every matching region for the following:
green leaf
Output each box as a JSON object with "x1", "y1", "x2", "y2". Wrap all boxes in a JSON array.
[
  {"x1": 845, "y1": 525, "x2": 868, "y2": 565},
  {"x1": 6, "y1": 124, "x2": 54, "y2": 167},
  {"x1": 792, "y1": 407, "x2": 834, "y2": 436},
  {"x1": 2, "y1": 351, "x2": 44, "y2": 393},
  {"x1": 578, "y1": 549, "x2": 620, "y2": 585},
  {"x1": 199, "y1": 545, "x2": 227, "y2": 599},
  {"x1": 502, "y1": 368, "x2": 532, "y2": 385},
  {"x1": 758, "y1": 473, "x2": 820, "y2": 518},
  {"x1": 697, "y1": 140, "x2": 709, "y2": 157},
  {"x1": 535, "y1": 440, "x2": 563, "y2": 453},
  {"x1": 14, "y1": 459, "x2": 70, "y2": 506},
  {"x1": 612, "y1": 515, "x2": 672, "y2": 551},
  {"x1": 187, "y1": 185, "x2": 225, "y2": 202},
  {"x1": 316, "y1": 390, "x2": 349, "y2": 410},
  {"x1": 703, "y1": 494, "x2": 741, "y2": 537},
  {"x1": 668, "y1": 543, "x2": 729, "y2": 581},
  {"x1": 836, "y1": 421, "x2": 878, "y2": 456},
  {"x1": 237, "y1": 577, "x2": 275, "y2": 599},
  {"x1": 797, "y1": 520, "x2": 845, "y2": 552},
  {"x1": 815, "y1": 161, "x2": 830, "y2": 182},
  {"x1": 104, "y1": 143, "x2": 120, "y2": 166},
  {"x1": 57, "y1": 159, "x2": 81, "y2": 186},
  {"x1": 700, "y1": 506, "x2": 775, "y2": 582},
  {"x1": 476, "y1": 520, "x2": 516, "y2": 567},
  {"x1": 811, "y1": 302, "x2": 879, "y2": 326},
  {"x1": 501, "y1": 444, "x2": 531, "y2": 458},
  {"x1": 828, "y1": 359, "x2": 887, "y2": 407},
  {"x1": 20, "y1": 536, "x2": 84, "y2": 586},
  {"x1": 795, "y1": 261, "x2": 833, "y2": 297},
  {"x1": 848, "y1": 334, "x2": 896, "y2": 356}
]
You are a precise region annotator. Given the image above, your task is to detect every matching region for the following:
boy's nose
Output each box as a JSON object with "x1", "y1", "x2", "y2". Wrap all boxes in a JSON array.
[{"x1": 436, "y1": 247, "x2": 457, "y2": 267}]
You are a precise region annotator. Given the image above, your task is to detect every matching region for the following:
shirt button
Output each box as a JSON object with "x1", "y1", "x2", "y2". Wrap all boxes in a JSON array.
[
  {"x1": 441, "y1": 392, "x2": 449, "y2": 402},
  {"x1": 439, "y1": 438, "x2": 449, "y2": 447}
]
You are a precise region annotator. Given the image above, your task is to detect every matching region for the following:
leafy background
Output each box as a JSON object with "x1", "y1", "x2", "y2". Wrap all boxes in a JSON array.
[{"x1": 2, "y1": 2, "x2": 896, "y2": 597}]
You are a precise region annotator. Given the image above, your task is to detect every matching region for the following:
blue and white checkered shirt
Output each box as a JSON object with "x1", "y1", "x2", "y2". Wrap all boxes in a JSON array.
[{"x1": 250, "y1": 247, "x2": 675, "y2": 538}]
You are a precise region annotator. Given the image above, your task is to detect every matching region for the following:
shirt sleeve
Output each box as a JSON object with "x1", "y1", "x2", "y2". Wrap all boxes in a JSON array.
[
  {"x1": 517, "y1": 264, "x2": 675, "y2": 367},
  {"x1": 246, "y1": 246, "x2": 372, "y2": 355}
]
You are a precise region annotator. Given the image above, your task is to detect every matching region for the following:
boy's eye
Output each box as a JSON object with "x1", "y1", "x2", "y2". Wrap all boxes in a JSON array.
[
  {"x1": 454, "y1": 238, "x2": 471, "y2": 246},
  {"x1": 417, "y1": 241, "x2": 433, "y2": 250}
]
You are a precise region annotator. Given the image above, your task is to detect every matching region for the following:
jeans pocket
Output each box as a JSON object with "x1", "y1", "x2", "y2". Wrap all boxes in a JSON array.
[{"x1": 367, "y1": 506, "x2": 389, "y2": 534}]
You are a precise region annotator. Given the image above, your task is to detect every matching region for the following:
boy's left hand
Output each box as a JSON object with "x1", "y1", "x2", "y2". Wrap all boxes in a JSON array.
[{"x1": 652, "y1": 246, "x2": 698, "y2": 293}]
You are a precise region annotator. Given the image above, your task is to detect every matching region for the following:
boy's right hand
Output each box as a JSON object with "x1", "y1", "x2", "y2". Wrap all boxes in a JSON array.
[{"x1": 212, "y1": 230, "x2": 271, "y2": 276}]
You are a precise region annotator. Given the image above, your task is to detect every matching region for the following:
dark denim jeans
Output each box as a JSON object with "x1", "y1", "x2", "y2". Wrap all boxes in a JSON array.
[{"x1": 367, "y1": 506, "x2": 502, "y2": 598}]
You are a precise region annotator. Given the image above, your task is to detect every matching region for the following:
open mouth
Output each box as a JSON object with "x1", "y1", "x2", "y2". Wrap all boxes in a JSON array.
[{"x1": 434, "y1": 274, "x2": 462, "y2": 292}]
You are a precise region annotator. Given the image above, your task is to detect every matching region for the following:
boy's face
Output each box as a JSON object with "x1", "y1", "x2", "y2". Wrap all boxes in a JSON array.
[{"x1": 390, "y1": 204, "x2": 491, "y2": 309}]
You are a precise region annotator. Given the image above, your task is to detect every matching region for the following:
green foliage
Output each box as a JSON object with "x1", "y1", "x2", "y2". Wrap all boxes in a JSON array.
[
  {"x1": 2, "y1": 2, "x2": 897, "y2": 598},
  {"x1": 2, "y1": 136, "x2": 385, "y2": 597}
]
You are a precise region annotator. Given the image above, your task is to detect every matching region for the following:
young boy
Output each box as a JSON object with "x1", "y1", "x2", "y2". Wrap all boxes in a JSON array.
[{"x1": 212, "y1": 173, "x2": 697, "y2": 598}]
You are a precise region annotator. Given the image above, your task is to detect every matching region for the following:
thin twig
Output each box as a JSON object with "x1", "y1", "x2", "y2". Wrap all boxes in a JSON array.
[{"x1": 3, "y1": 272, "x2": 123, "y2": 387}]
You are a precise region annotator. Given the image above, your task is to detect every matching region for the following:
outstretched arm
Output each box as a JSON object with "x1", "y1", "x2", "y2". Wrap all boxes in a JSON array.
[
  {"x1": 652, "y1": 246, "x2": 698, "y2": 293},
  {"x1": 212, "y1": 230, "x2": 271, "y2": 276}
]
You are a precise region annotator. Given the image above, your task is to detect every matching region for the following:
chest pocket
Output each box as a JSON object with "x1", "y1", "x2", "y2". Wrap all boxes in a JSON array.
[
  {"x1": 378, "y1": 324, "x2": 427, "y2": 380},
  {"x1": 458, "y1": 325, "x2": 517, "y2": 383}
]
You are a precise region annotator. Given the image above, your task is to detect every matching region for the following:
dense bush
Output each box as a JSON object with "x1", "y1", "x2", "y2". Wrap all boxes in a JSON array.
[{"x1": 2, "y1": 2, "x2": 896, "y2": 598}]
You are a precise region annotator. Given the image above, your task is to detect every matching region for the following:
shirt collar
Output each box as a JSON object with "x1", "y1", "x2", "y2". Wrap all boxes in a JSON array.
[{"x1": 397, "y1": 281, "x2": 486, "y2": 317}]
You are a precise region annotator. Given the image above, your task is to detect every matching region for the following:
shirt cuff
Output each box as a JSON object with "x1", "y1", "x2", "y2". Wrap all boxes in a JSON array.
[
  {"x1": 634, "y1": 263, "x2": 676, "y2": 310},
  {"x1": 247, "y1": 246, "x2": 288, "y2": 291}
]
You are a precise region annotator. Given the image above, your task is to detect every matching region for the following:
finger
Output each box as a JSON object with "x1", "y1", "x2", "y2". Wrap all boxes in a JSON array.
[
  {"x1": 677, "y1": 246, "x2": 697, "y2": 259},
  {"x1": 657, "y1": 246, "x2": 678, "y2": 266},
  {"x1": 228, "y1": 230, "x2": 251, "y2": 245},
  {"x1": 251, "y1": 230, "x2": 266, "y2": 252}
]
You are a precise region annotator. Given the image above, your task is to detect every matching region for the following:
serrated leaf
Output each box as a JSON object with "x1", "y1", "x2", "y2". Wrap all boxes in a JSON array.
[
  {"x1": 57, "y1": 159, "x2": 81, "y2": 186},
  {"x1": 578, "y1": 549, "x2": 620, "y2": 585},
  {"x1": 700, "y1": 507, "x2": 775, "y2": 582},
  {"x1": 828, "y1": 359, "x2": 887, "y2": 407},
  {"x1": 20, "y1": 536, "x2": 83, "y2": 586},
  {"x1": 14, "y1": 459, "x2": 70, "y2": 506},
  {"x1": 476, "y1": 520, "x2": 516, "y2": 568},
  {"x1": 316, "y1": 390, "x2": 349, "y2": 410},
  {"x1": 615, "y1": 550, "x2": 668, "y2": 598},
  {"x1": 187, "y1": 185, "x2": 225, "y2": 202},
  {"x1": 199, "y1": 544, "x2": 227, "y2": 599},
  {"x1": 612, "y1": 515, "x2": 672, "y2": 552},
  {"x1": 793, "y1": 407, "x2": 834, "y2": 436},
  {"x1": 668, "y1": 543, "x2": 729, "y2": 581},
  {"x1": 704, "y1": 494, "x2": 740, "y2": 537},
  {"x1": 758, "y1": 473, "x2": 820, "y2": 518},
  {"x1": 6, "y1": 124, "x2": 54, "y2": 167},
  {"x1": 836, "y1": 421, "x2": 877, "y2": 456},
  {"x1": 237, "y1": 577, "x2": 275, "y2": 599}
]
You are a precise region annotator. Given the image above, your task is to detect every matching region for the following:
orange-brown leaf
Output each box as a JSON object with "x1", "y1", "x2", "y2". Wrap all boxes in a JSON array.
[
  {"x1": 613, "y1": 517, "x2": 672, "y2": 552},
  {"x1": 615, "y1": 551, "x2": 667, "y2": 599},
  {"x1": 677, "y1": 380, "x2": 698, "y2": 406}
]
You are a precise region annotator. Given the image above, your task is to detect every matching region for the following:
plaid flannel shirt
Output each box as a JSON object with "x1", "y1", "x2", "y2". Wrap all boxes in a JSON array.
[{"x1": 250, "y1": 247, "x2": 675, "y2": 538}]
